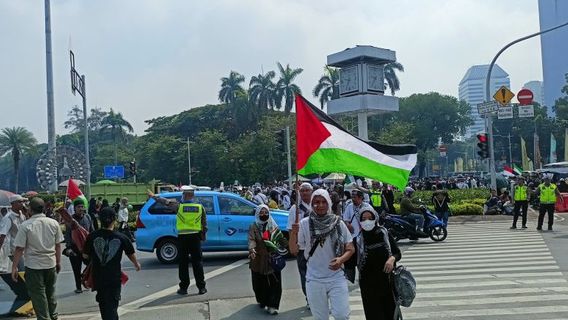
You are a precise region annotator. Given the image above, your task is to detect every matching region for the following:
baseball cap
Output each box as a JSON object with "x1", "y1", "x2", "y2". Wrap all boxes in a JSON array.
[
  {"x1": 9, "y1": 195, "x2": 28, "y2": 203},
  {"x1": 180, "y1": 185, "x2": 195, "y2": 192}
]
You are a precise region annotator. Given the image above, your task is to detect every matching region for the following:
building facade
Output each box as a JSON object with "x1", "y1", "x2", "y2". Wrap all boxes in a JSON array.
[
  {"x1": 522, "y1": 80, "x2": 545, "y2": 106},
  {"x1": 459, "y1": 65, "x2": 511, "y2": 137},
  {"x1": 538, "y1": 0, "x2": 568, "y2": 116}
]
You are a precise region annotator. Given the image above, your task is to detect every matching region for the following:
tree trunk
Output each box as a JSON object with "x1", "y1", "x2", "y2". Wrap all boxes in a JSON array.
[{"x1": 13, "y1": 150, "x2": 20, "y2": 193}]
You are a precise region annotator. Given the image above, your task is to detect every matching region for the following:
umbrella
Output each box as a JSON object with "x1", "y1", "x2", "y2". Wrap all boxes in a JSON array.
[
  {"x1": 323, "y1": 173, "x2": 346, "y2": 182},
  {"x1": 0, "y1": 190, "x2": 15, "y2": 207},
  {"x1": 59, "y1": 179, "x2": 85, "y2": 187},
  {"x1": 291, "y1": 174, "x2": 311, "y2": 182},
  {"x1": 95, "y1": 180, "x2": 117, "y2": 185},
  {"x1": 24, "y1": 191, "x2": 39, "y2": 197}
]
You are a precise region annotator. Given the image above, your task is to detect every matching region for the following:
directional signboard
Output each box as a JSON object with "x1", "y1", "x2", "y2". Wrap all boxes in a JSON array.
[
  {"x1": 104, "y1": 165, "x2": 125, "y2": 179},
  {"x1": 497, "y1": 106, "x2": 514, "y2": 119},
  {"x1": 518, "y1": 104, "x2": 535, "y2": 118},
  {"x1": 493, "y1": 86, "x2": 515, "y2": 106},
  {"x1": 477, "y1": 101, "x2": 500, "y2": 114}
]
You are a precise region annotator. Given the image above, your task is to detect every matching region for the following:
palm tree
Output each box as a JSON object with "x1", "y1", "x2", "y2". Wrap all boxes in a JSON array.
[
  {"x1": 384, "y1": 62, "x2": 404, "y2": 96},
  {"x1": 219, "y1": 71, "x2": 245, "y2": 106},
  {"x1": 249, "y1": 71, "x2": 277, "y2": 113},
  {"x1": 0, "y1": 127, "x2": 37, "y2": 193},
  {"x1": 100, "y1": 109, "x2": 133, "y2": 164},
  {"x1": 275, "y1": 62, "x2": 303, "y2": 114},
  {"x1": 313, "y1": 66, "x2": 340, "y2": 109}
]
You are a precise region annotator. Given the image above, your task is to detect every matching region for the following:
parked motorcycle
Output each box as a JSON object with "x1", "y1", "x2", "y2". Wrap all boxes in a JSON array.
[{"x1": 384, "y1": 205, "x2": 447, "y2": 242}]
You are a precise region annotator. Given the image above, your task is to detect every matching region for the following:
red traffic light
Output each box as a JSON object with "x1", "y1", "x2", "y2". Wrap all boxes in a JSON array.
[{"x1": 476, "y1": 133, "x2": 487, "y2": 143}]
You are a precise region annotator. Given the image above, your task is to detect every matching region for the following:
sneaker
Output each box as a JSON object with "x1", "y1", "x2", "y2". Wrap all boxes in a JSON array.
[
  {"x1": 177, "y1": 288, "x2": 188, "y2": 295},
  {"x1": 510, "y1": 226, "x2": 517, "y2": 229},
  {"x1": 198, "y1": 288, "x2": 208, "y2": 295},
  {"x1": 522, "y1": 225, "x2": 527, "y2": 229},
  {"x1": 267, "y1": 307, "x2": 278, "y2": 315},
  {"x1": 74, "y1": 289, "x2": 83, "y2": 294}
]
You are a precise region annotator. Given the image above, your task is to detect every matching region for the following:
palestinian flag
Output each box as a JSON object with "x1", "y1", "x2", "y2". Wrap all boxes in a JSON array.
[
  {"x1": 66, "y1": 179, "x2": 88, "y2": 208},
  {"x1": 295, "y1": 95, "x2": 417, "y2": 190},
  {"x1": 503, "y1": 165, "x2": 518, "y2": 176},
  {"x1": 513, "y1": 164, "x2": 523, "y2": 175}
]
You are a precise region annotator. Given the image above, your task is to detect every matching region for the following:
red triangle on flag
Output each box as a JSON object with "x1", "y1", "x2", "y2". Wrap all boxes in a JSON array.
[
  {"x1": 67, "y1": 179, "x2": 84, "y2": 200},
  {"x1": 295, "y1": 94, "x2": 331, "y2": 171}
]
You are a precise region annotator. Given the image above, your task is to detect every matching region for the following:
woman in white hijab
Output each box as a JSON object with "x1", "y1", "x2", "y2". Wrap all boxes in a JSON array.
[
  {"x1": 292, "y1": 189, "x2": 355, "y2": 320},
  {"x1": 248, "y1": 204, "x2": 287, "y2": 315}
]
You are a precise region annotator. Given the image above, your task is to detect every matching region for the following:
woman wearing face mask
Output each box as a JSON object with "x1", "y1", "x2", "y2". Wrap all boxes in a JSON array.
[
  {"x1": 357, "y1": 204, "x2": 401, "y2": 320},
  {"x1": 248, "y1": 204, "x2": 288, "y2": 315}
]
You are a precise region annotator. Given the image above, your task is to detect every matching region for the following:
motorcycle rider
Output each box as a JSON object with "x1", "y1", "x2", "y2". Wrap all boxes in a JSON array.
[{"x1": 399, "y1": 187, "x2": 427, "y2": 236}]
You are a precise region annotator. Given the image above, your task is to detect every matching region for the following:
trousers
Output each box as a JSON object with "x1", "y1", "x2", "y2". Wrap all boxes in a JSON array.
[
  {"x1": 538, "y1": 204, "x2": 555, "y2": 229},
  {"x1": 512, "y1": 201, "x2": 528, "y2": 227},
  {"x1": 251, "y1": 270, "x2": 282, "y2": 309},
  {"x1": 178, "y1": 233, "x2": 206, "y2": 290},
  {"x1": 306, "y1": 278, "x2": 350, "y2": 320},
  {"x1": 96, "y1": 285, "x2": 121, "y2": 320},
  {"x1": 25, "y1": 267, "x2": 58, "y2": 320},
  {"x1": 69, "y1": 255, "x2": 85, "y2": 291},
  {"x1": 403, "y1": 213, "x2": 424, "y2": 229}
]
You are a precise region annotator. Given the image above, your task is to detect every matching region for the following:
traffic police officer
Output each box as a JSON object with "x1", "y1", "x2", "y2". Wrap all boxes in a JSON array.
[
  {"x1": 535, "y1": 175, "x2": 564, "y2": 231},
  {"x1": 369, "y1": 181, "x2": 387, "y2": 215},
  {"x1": 149, "y1": 185, "x2": 208, "y2": 294},
  {"x1": 511, "y1": 177, "x2": 530, "y2": 229}
]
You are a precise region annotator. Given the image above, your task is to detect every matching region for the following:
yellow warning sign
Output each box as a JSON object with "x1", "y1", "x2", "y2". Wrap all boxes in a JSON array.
[{"x1": 493, "y1": 86, "x2": 515, "y2": 106}]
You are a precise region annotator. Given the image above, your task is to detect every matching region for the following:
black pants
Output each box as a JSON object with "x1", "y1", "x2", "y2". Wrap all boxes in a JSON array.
[
  {"x1": 538, "y1": 204, "x2": 555, "y2": 229},
  {"x1": 512, "y1": 201, "x2": 528, "y2": 227},
  {"x1": 296, "y1": 250, "x2": 307, "y2": 296},
  {"x1": 89, "y1": 212, "x2": 99, "y2": 230},
  {"x1": 360, "y1": 270, "x2": 396, "y2": 320},
  {"x1": 69, "y1": 254, "x2": 85, "y2": 291},
  {"x1": 178, "y1": 233, "x2": 206, "y2": 290},
  {"x1": 96, "y1": 286, "x2": 121, "y2": 320},
  {"x1": 251, "y1": 270, "x2": 282, "y2": 309}
]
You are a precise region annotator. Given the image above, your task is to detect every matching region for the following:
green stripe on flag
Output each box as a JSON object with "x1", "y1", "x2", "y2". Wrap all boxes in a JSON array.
[{"x1": 298, "y1": 148, "x2": 411, "y2": 190}]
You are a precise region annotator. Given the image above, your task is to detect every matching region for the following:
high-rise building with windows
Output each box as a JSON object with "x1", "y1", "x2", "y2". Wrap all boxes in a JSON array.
[
  {"x1": 522, "y1": 80, "x2": 545, "y2": 106},
  {"x1": 459, "y1": 65, "x2": 511, "y2": 137},
  {"x1": 538, "y1": 0, "x2": 568, "y2": 116}
]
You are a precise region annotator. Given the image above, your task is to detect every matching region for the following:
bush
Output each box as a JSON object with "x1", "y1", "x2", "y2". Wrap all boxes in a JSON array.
[
  {"x1": 395, "y1": 188, "x2": 490, "y2": 204},
  {"x1": 449, "y1": 203, "x2": 483, "y2": 216}
]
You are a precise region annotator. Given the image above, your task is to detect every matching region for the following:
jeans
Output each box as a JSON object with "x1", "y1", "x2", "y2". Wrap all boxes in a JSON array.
[
  {"x1": 296, "y1": 250, "x2": 307, "y2": 297},
  {"x1": 178, "y1": 233, "x2": 206, "y2": 290},
  {"x1": 403, "y1": 213, "x2": 424, "y2": 230},
  {"x1": 435, "y1": 211, "x2": 449, "y2": 226},
  {"x1": 25, "y1": 267, "x2": 58, "y2": 320},
  {"x1": 538, "y1": 204, "x2": 555, "y2": 229},
  {"x1": 306, "y1": 278, "x2": 350, "y2": 320},
  {"x1": 512, "y1": 201, "x2": 528, "y2": 227},
  {"x1": 96, "y1": 285, "x2": 121, "y2": 320}
]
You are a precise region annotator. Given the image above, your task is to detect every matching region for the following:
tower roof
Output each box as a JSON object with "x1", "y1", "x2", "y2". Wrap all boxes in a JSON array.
[{"x1": 459, "y1": 64, "x2": 509, "y2": 85}]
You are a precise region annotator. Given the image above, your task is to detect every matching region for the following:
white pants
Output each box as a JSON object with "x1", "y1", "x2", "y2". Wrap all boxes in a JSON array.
[{"x1": 306, "y1": 278, "x2": 350, "y2": 320}]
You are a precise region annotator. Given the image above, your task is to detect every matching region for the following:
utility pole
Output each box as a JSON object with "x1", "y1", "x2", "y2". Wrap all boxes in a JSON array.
[
  {"x1": 484, "y1": 19, "x2": 568, "y2": 189},
  {"x1": 187, "y1": 137, "x2": 192, "y2": 185},
  {"x1": 285, "y1": 126, "x2": 292, "y2": 189},
  {"x1": 508, "y1": 133, "x2": 513, "y2": 168},
  {"x1": 45, "y1": 0, "x2": 57, "y2": 193}
]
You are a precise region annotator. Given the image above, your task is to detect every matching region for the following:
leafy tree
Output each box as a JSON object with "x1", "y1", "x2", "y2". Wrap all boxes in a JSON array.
[
  {"x1": 219, "y1": 71, "x2": 246, "y2": 120},
  {"x1": 0, "y1": 127, "x2": 37, "y2": 192},
  {"x1": 275, "y1": 62, "x2": 303, "y2": 114},
  {"x1": 375, "y1": 122, "x2": 416, "y2": 145},
  {"x1": 100, "y1": 109, "x2": 134, "y2": 164},
  {"x1": 249, "y1": 71, "x2": 277, "y2": 113},
  {"x1": 384, "y1": 62, "x2": 404, "y2": 96},
  {"x1": 64, "y1": 107, "x2": 108, "y2": 133},
  {"x1": 313, "y1": 66, "x2": 339, "y2": 109}
]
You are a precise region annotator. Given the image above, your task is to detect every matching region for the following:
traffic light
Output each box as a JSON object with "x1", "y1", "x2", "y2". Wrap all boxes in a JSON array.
[
  {"x1": 275, "y1": 129, "x2": 286, "y2": 153},
  {"x1": 129, "y1": 160, "x2": 137, "y2": 176},
  {"x1": 477, "y1": 133, "x2": 489, "y2": 159}
]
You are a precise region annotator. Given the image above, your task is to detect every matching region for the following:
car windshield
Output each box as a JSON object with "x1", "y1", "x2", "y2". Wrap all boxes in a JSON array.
[{"x1": 148, "y1": 195, "x2": 215, "y2": 215}]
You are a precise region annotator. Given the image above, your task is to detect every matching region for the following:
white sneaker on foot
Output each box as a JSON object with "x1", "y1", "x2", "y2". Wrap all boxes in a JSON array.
[{"x1": 267, "y1": 307, "x2": 278, "y2": 315}]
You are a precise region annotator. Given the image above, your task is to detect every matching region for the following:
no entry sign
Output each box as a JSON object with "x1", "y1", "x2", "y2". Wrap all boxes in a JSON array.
[{"x1": 517, "y1": 89, "x2": 534, "y2": 105}]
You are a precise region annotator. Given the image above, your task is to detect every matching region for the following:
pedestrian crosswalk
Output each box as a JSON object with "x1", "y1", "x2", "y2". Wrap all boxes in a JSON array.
[{"x1": 349, "y1": 221, "x2": 568, "y2": 320}]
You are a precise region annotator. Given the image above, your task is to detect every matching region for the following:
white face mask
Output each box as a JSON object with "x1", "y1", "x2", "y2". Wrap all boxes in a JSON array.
[{"x1": 361, "y1": 219, "x2": 376, "y2": 231}]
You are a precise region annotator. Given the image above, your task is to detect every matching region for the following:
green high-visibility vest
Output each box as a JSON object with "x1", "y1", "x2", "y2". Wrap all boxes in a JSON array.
[
  {"x1": 177, "y1": 203, "x2": 203, "y2": 234},
  {"x1": 514, "y1": 185, "x2": 528, "y2": 201},
  {"x1": 370, "y1": 190, "x2": 382, "y2": 207},
  {"x1": 539, "y1": 184, "x2": 557, "y2": 204}
]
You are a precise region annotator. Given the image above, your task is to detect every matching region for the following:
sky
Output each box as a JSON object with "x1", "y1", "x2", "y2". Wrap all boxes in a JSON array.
[{"x1": 0, "y1": 0, "x2": 544, "y2": 143}]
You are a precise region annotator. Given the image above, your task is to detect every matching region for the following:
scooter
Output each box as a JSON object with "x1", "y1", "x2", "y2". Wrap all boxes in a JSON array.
[{"x1": 384, "y1": 206, "x2": 447, "y2": 242}]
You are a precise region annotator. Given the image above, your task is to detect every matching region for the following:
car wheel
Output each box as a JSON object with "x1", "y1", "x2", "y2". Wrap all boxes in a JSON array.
[{"x1": 156, "y1": 238, "x2": 179, "y2": 264}]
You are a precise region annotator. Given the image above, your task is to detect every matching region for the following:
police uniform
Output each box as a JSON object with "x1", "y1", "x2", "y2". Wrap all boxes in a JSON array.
[
  {"x1": 512, "y1": 184, "x2": 529, "y2": 229},
  {"x1": 370, "y1": 189, "x2": 384, "y2": 213},
  {"x1": 537, "y1": 183, "x2": 558, "y2": 231},
  {"x1": 176, "y1": 198, "x2": 207, "y2": 293}
]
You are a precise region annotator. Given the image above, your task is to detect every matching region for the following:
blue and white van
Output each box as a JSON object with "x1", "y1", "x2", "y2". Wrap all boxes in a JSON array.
[{"x1": 135, "y1": 191, "x2": 289, "y2": 264}]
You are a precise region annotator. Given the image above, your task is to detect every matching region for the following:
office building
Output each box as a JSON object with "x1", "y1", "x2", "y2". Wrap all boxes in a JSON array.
[
  {"x1": 538, "y1": 0, "x2": 568, "y2": 116},
  {"x1": 522, "y1": 80, "x2": 545, "y2": 105},
  {"x1": 459, "y1": 64, "x2": 511, "y2": 137}
]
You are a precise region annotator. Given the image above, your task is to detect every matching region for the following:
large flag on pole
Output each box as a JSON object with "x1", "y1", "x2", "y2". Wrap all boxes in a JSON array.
[
  {"x1": 550, "y1": 133, "x2": 557, "y2": 163},
  {"x1": 66, "y1": 178, "x2": 87, "y2": 207},
  {"x1": 295, "y1": 94, "x2": 417, "y2": 190},
  {"x1": 521, "y1": 137, "x2": 530, "y2": 171}
]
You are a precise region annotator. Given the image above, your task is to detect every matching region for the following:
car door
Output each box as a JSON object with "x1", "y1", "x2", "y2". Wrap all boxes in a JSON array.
[
  {"x1": 193, "y1": 195, "x2": 219, "y2": 248},
  {"x1": 217, "y1": 195, "x2": 256, "y2": 249}
]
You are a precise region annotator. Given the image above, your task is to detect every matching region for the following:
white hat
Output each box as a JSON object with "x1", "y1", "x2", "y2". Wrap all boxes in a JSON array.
[
  {"x1": 180, "y1": 185, "x2": 195, "y2": 192},
  {"x1": 9, "y1": 195, "x2": 28, "y2": 203}
]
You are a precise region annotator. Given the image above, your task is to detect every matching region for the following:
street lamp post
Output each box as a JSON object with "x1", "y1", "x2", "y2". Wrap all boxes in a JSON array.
[
  {"x1": 484, "y1": 20, "x2": 568, "y2": 189},
  {"x1": 187, "y1": 137, "x2": 192, "y2": 185},
  {"x1": 44, "y1": 0, "x2": 57, "y2": 193}
]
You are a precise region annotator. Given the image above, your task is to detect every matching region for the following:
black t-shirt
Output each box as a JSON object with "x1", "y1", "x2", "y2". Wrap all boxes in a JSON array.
[{"x1": 84, "y1": 229, "x2": 134, "y2": 290}]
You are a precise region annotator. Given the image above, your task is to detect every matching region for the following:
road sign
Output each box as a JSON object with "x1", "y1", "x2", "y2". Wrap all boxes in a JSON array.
[
  {"x1": 104, "y1": 165, "x2": 125, "y2": 179},
  {"x1": 477, "y1": 101, "x2": 499, "y2": 114},
  {"x1": 517, "y1": 89, "x2": 534, "y2": 105},
  {"x1": 438, "y1": 145, "x2": 447, "y2": 152},
  {"x1": 497, "y1": 106, "x2": 513, "y2": 119},
  {"x1": 493, "y1": 86, "x2": 515, "y2": 106},
  {"x1": 440, "y1": 151, "x2": 447, "y2": 157},
  {"x1": 518, "y1": 104, "x2": 535, "y2": 118}
]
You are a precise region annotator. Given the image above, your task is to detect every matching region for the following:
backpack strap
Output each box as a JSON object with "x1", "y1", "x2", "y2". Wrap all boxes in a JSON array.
[{"x1": 307, "y1": 238, "x2": 321, "y2": 261}]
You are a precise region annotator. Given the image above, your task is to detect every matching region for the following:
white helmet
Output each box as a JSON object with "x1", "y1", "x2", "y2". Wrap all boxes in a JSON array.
[{"x1": 404, "y1": 187, "x2": 415, "y2": 196}]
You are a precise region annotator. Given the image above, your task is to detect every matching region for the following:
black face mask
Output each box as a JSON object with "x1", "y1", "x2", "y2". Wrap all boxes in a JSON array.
[{"x1": 259, "y1": 215, "x2": 269, "y2": 222}]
